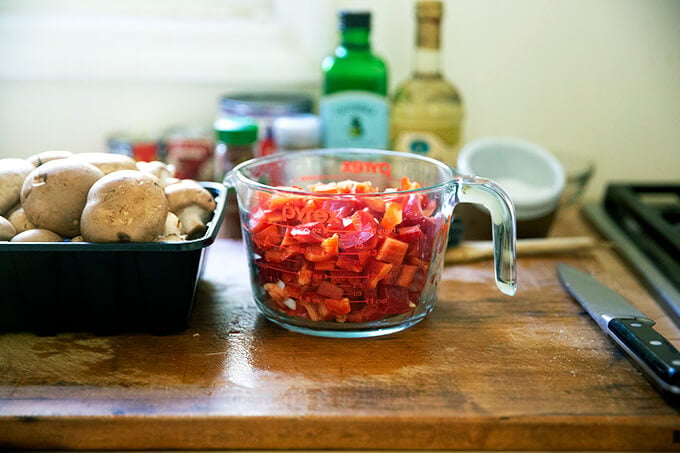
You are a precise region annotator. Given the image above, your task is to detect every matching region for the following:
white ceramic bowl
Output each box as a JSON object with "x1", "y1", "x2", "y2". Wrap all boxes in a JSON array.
[{"x1": 457, "y1": 136, "x2": 566, "y2": 237}]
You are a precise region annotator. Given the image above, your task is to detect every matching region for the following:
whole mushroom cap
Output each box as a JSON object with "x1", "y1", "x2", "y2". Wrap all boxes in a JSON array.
[
  {"x1": 165, "y1": 179, "x2": 217, "y2": 238},
  {"x1": 0, "y1": 158, "x2": 34, "y2": 215},
  {"x1": 27, "y1": 150, "x2": 74, "y2": 167},
  {"x1": 70, "y1": 152, "x2": 137, "y2": 175},
  {"x1": 0, "y1": 216, "x2": 16, "y2": 241},
  {"x1": 8, "y1": 208, "x2": 36, "y2": 234},
  {"x1": 80, "y1": 170, "x2": 168, "y2": 242},
  {"x1": 10, "y1": 228, "x2": 63, "y2": 242},
  {"x1": 20, "y1": 159, "x2": 105, "y2": 237}
]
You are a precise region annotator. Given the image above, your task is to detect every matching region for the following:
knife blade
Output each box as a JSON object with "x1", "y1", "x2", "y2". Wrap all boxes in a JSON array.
[{"x1": 557, "y1": 262, "x2": 680, "y2": 404}]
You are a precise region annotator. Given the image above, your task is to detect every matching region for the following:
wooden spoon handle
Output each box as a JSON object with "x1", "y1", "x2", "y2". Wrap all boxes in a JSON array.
[{"x1": 445, "y1": 236, "x2": 599, "y2": 264}]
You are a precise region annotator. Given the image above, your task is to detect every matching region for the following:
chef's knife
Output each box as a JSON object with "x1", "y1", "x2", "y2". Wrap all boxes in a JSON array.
[{"x1": 557, "y1": 263, "x2": 680, "y2": 404}]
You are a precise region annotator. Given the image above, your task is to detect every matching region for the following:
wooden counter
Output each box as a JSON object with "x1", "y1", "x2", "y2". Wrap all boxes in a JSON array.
[{"x1": 1, "y1": 207, "x2": 679, "y2": 451}]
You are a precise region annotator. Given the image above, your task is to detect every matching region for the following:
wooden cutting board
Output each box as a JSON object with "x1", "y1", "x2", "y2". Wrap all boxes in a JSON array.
[{"x1": 1, "y1": 207, "x2": 679, "y2": 451}]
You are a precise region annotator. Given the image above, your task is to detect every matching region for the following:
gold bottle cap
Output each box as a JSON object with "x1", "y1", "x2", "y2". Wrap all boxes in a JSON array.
[{"x1": 417, "y1": 1, "x2": 443, "y2": 20}]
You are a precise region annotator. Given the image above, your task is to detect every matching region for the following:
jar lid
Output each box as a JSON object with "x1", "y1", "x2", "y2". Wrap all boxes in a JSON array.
[
  {"x1": 214, "y1": 119, "x2": 258, "y2": 145},
  {"x1": 219, "y1": 93, "x2": 314, "y2": 118},
  {"x1": 272, "y1": 114, "x2": 321, "y2": 149}
]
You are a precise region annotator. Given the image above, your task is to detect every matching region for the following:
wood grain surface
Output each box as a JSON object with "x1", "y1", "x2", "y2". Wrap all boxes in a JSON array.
[{"x1": 1, "y1": 207, "x2": 679, "y2": 451}]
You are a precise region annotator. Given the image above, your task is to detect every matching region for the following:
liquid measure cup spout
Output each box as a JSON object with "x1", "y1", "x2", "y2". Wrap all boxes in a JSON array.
[
  {"x1": 224, "y1": 148, "x2": 517, "y2": 338},
  {"x1": 449, "y1": 175, "x2": 517, "y2": 296}
]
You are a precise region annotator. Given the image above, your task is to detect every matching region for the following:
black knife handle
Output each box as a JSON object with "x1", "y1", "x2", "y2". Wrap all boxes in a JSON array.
[{"x1": 608, "y1": 318, "x2": 680, "y2": 400}]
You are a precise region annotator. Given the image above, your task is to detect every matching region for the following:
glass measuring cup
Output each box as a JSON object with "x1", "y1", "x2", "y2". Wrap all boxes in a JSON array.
[{"x1": 224, "y1": 149, "x2": 516, "y2": 338}]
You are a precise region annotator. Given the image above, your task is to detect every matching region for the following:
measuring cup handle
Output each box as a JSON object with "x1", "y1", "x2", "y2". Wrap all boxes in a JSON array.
[
  {"x1": 453, "y1": 176, "x2": 517, "y2": 296},
  {"x1": 223, "y1": 170, "x2": 236, "y2": 188}
]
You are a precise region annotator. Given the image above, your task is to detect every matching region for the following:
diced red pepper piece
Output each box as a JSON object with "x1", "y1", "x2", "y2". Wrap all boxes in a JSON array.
[
  {"x1": 263, "y1": 282, "x2": 287, "y2": 304},
  {"x1": 252, "y1": 224, "x2": 283, "y2": 249},
  {"x1": 298, "y1": 263, "x2": 313, "y2": 285},
  {"x1": 336, "y1": 253, "x2": 363, "y2": 273},
  {"x1": 362, "y1": 196, "x2": 386, "y2": 213},
  {"x1": 339, "y1": 210, "x2": 377, "y2": 249},
  {"x1": 400, "y1": 176, "x2": 421, "y2": 190},
  {"x1": 309, "y1": 182, "x2": 340, "y2": 193},
  {"x1": 396, "y1": 225, "x2": 424, "y2": 244},
  {"x1": 290, "y1": 222, "x2": 326, "y2": 243},
  {"x1": 314, "y1": 260, "x2": 336, "y2": 271},
  {"x1": 395, "y1": 264, "x2": 418, "y2": 287},
  {"x1": 269, "y1": 192, "x2": 305, "y2": 211},
  {"x1": 375, "y1": 237, "x2": 409, "y2": 265},
  {"x1": 422, "y1": 198, "x2": 437, "y2": 217},
  {"x1": 409, "y1": 268, "x2": 427, "y2": 293},
  {"x1": 364, "y1": 258, "x2": 394, "y2": 290},
  {"x1": 301, "y1": 300, "x2": 321, "y2": 321},
  {"x1": 264, "y1": 247, "x2": 286, "y2": 263},
  {"x1": 317, "y1": 280, "x2": 344, "y2": 300},
  {"x1": 402, "y1": 194, "x2": 425, "y2": 224},
  {"x1": 407, "y1": 255, "x2": 430, "y2": 272},
  {"x1": 322, "y1": 297, "x2": 351, "y2": 315},
  {"x1": 378, "y1": 284, "x2": 413, "y2": 314},
  {"x1": 304, "y1": 233, "x2": 339, "y2": 262},
  {"x1": 380, "y1": 201, "x2": 403, "y2": 235},
  {"x1": 280, "y1": 228, "x2": 298, "y2": 246}
]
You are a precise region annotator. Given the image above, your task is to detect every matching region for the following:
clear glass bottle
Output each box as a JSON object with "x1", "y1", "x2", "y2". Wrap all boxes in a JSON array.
[
  {"x1": 390, "y1": 0, "x2": 464, "y2": 166},
  {"x1": 320, "y1": 11, "x2": 389, "y2": 149}
]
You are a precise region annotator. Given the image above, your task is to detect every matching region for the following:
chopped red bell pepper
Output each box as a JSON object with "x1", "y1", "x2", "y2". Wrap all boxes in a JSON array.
[
  {"x1": 375, "y1": 237, "x2": 409, "y2": 265},
  {"x1": 243, "y1": 178, "x2": 444, "y2": 324}
]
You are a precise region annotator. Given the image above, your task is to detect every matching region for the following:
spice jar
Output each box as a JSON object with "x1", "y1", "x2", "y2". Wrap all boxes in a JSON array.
[
  {"x1": 214, "y1": 119, "x2": 258, "y2": 238},
  {"x1": 272, "y1": 114, "x2": 321, "y2": 152}
]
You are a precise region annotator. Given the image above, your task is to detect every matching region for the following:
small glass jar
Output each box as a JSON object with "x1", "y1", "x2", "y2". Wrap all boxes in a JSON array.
[
  {"x1": 214, "y1": 119, "x2": 258, "y2": 238},
  {"x1": 272, "y1": 114, "x2": 321, "y2": 152},
  {"x1": 218, "y1": 93, "x2": 314, "y2": 157}
]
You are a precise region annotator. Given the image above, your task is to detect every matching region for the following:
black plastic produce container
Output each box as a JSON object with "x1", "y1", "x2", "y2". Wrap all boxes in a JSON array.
[{"x1": 0, "y1": 182, "x2": 226, "y2": 335}]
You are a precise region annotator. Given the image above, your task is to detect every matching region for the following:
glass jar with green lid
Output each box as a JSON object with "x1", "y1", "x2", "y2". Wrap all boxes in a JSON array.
[{"x1": 214, "y1": 119, "x2": 258, "y2": 238}]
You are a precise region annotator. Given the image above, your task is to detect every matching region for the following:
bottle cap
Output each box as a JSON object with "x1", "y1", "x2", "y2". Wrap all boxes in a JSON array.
[
  {"x1": 214, "y1": 119, "x2": 258, "y2": 145},
  {"x1": 273, "y1": 114, "x2": 321, "y2": 150},
  {"x1": 417, "y1": 1, "x2": 443, "y2": 19},
  {"x1": 339, "y1": 11, "x2": 371, "y2": 31}
]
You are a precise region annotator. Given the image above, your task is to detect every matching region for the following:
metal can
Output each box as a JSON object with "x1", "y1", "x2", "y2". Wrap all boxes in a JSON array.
[{"x1": 162, "y1": 127, "x2": 214, "y2": 181}]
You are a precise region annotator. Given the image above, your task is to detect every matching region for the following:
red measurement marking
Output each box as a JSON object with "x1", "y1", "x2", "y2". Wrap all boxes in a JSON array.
[
  {"x1": 326, "y1": 273, "x2": 368, "y2": 279},
  {"x1": 267, "y1": 222, "x2": 295, "y2": 229},
  {"x1": 254, "y1": 262, "x2": 299, "y2": 274}
]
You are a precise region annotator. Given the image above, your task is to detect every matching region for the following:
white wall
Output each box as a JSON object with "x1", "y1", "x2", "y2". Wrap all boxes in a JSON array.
[{"x1": 1, "y1": 0, "x2": 679, "y2": 201}]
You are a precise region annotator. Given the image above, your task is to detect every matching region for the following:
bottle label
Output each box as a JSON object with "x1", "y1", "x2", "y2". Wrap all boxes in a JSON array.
[
  {"x1": 392, "y1": 130, "x2": 459, "y2": 166},
  {"x1": 320, "y1": 91, "x2": 389, "y2": 148}
]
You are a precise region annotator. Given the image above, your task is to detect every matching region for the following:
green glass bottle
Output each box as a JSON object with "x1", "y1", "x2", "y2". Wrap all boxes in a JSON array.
[{"x1": 321, "y1": 11, "x2": 389, "y2": 149}]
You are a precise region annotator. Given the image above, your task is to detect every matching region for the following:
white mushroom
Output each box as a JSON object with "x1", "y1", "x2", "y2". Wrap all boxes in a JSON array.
[
  {"x1": 0, "y1": 158, "x2": 34, "y2": 216},
  {"x1": 10, "y1": 228, "x2": 63, "y2": 242},
  {"x1": 27, "y1": 150, "x2": 74, "y2": 167},
  {"x1": 164, "y1": 180, "x2": 217, "y2": 239},
  {"x1": 155, "y1": 212, "x2": 187, "y2": 242},
  {"x1": 20, "y1": 159, "x2": 104, "y2": 237},
  {"x1": 8, "y1": 208, "x2": 36, "y2": 234},
  {"x1": 80, "y1": 170, "x2": 168, "y2": 242},
  {"x1": 0, "y1": 216, "x2": 16, "y2": 241},
  {"x1": 70, "y1": 152, "x2": 137, "y2": 175},
  {"x1": 136, "y1": 160, "x2": 176, "y2": 187}
]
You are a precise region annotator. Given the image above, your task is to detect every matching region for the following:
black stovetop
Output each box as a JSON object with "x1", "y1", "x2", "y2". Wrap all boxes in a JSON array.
[{"x1": 584, "y1": 183, "x2": 680, "y2": 325}]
